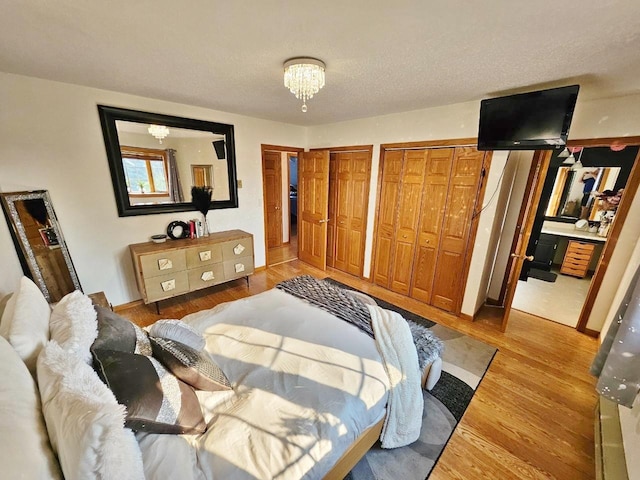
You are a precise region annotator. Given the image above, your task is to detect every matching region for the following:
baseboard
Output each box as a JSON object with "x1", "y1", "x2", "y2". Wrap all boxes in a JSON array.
[
  {"x1": 584, "y1": 328, "x2": 600, "y2": 338},
  {"x1": 485, "y1": 297, "x2": 501, "y2": 306},
  {"x1": 459, "y1": 312, "x2": 474, "y2": 322},
  {"x1": 113, "y1": 299, "x2": 144, "y2": 312}
]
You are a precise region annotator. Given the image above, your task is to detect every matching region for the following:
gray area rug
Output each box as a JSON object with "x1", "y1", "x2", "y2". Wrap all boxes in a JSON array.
[{"x1": 324, "y1": 279, "x2": 497, "y2": 480}]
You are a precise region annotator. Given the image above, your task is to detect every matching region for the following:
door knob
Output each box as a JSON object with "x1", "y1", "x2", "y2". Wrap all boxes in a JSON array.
[
  {"x1": 511, "y1": 253, "x2": 534, "y2": 261},
  {"x1": 318, "y1": 219, "x2": 329, "y2": 224},
  {"x1": 275, "y1": 206, "x2": 280, "y2": 210}
]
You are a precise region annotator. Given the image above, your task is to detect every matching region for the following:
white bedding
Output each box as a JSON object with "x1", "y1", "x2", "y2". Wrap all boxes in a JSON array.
[{"x1": 136, "y1": 289, "x2": 390, "y2": 479}]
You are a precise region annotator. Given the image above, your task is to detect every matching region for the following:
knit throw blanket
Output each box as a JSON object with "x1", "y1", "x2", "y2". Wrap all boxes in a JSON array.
[{"x1": 276, "y1": 275, "x2": 443, "y2": 369}]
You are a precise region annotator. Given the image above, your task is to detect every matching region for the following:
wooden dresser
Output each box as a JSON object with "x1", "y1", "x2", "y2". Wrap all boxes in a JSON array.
[
  {"x1": 130, "y1": 229, "x2": 254, "y2": 308},
  {"x1": 560, "y1": 240, "x2": 595, "y2": 278}
]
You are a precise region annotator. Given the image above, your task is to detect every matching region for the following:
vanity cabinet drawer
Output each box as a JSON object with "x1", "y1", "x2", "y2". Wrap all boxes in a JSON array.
[
  {"x1": 561, "y1": 240, "x2": 595, "y2": 278},
  {"x1": 139, "y1": 251, "x2": 187, "y2": 279},
  {"x1": 188, "y1": 264, "x2": 225, "y2": 290},
  {"x1": 221, "y1": 238, "x2": 254, "y2": 261},
  {"x1": 185, "y1": 244, "x2": 222, "y2": 268},
  {"x1": 143, "y1": 271, "x2": 189, "y2": 302}
]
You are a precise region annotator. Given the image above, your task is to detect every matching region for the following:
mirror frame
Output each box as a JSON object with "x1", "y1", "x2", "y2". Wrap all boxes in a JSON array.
[
  {"x1": 0, "y1": 190, "x2": 82, "y2": 301},
  {"x1": 97, "y1": 105, "x2": 238, "y2": 217}
]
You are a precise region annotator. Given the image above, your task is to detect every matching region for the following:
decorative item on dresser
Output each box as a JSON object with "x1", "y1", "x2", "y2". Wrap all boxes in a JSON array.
[{"x1": 129, "y1": 229, "x2": 254, "y2": 313}]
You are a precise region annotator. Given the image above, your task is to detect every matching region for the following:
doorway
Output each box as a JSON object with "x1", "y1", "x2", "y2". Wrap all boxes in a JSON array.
[
  {"x1": 511, "y1": 145, "x2": 636, "y2": 328},
  {"x1": 496, "y1": 138, "x2": 640, "y2": 333},
  {"x1": 261, "y1": 144, "x2": 303, "y2": 267}
]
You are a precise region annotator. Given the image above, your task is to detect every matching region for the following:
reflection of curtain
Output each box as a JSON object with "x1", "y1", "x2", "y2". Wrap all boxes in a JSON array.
[
  {"x1": 166, "y1": 149, "x2": 184, "y2": 202},
  {"x1": 591, "y1": 264, "x2": 640, "y2": 408}
]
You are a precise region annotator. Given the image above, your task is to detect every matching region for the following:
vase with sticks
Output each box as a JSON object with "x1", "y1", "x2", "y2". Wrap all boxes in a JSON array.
[{"x1": 191, "y1": 186, "x2": 213, "y2": 237}]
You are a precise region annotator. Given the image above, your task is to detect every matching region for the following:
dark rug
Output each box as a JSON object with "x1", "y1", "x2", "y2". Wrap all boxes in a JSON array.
[
  {"x1": 323, "y1": 279, "x2": 497, "y2": 480},
  {"x1": 528, "y1": 268, "x2": 558, "y2": 283}
]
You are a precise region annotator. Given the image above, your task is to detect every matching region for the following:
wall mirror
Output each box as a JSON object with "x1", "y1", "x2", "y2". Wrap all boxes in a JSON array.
[
  {"x1": 98, "y1": 105, "x2": 238, "y2": 216},
  {"x1": 544, "y1": 146, "x2": 637, "y2": 222},
  {"x1": 0, "y1": 190, "x2": 81, "y2": 302}
]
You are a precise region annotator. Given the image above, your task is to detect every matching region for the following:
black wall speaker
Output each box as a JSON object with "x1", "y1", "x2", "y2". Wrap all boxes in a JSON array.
[{"x1": 212, "y1": 140, "x2": 226, "y2": 160}]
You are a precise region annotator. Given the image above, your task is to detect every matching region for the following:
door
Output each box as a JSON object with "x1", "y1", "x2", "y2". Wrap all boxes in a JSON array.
[
  {"x1": 326, "y1": 154, "x2": 338, "y2": 268},
  {"x1": 298, "y1": 150, "x2": 330, "y2": 270},
  {"x1": 263, "y1": 150, "x2": 283, "y2": 248},
  {"x1": 500, "y1": 150, "x2": 552, "y2": 331},
  {"x1": 431, "y1": 147, "x2": 486, "y2": 312}
]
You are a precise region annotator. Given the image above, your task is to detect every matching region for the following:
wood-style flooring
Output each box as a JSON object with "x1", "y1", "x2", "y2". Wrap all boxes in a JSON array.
[
  {"x1": 268, "y1": 232, "x2": 298, "y2": 266},
  {"x1": 117, "y1": 260, "x2": 599, "y2": 480}
]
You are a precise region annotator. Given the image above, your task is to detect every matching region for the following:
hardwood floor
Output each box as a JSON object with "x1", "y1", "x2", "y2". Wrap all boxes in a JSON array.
[
  {"x1": 268, "y1": 232, "x2": 298, "y2": 266},
  {"x1": 118, "y1": 260, "x2": 599, "y2": 480}
]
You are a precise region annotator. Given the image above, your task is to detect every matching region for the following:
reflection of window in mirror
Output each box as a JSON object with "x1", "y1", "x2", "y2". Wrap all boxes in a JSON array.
[
  {"x1": 192, "y1": 164, "x2": 213, "y2": 188},
  {"x1": 121, "y1": 146, "x2": 169, "y2": 198}
]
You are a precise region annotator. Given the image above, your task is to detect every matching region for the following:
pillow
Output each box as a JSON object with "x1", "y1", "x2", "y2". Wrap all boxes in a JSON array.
[
  {"x1": 150, "y1": 337, "x2": 231, "y2": 391},
  {"x1": 0, "y1": 336, "x2": 62, "y2": 479},
  {"x1": 92, "y1": 348, "x2": 206, "y2": 434},
  {"x1": 0, "y1": 276, "x2": 51, "y2": 374},
  {"x1": 92, "y1": 306, "x2": 151, "y2": 356},
  {"x1": 37, "y1": 341, "x2": 144, "y2": 480},
  {"x1": 0, "y1": 292, "x2": 13, "y2": 320},
  {"x1": 49, "y1": 290, "x2": 98, "y2": 363},
  {"x1": 148, "y1": 319, "x2": 206, "y2": 351}
]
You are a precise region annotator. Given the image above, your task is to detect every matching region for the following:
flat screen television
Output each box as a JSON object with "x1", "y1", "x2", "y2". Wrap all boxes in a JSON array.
[{"x1": 477, "y1": 85, "x2": 580, "y2": 151}]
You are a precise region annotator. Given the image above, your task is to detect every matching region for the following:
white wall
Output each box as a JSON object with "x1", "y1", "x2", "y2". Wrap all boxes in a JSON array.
[{"x1": 0, "y1": 73, "x2": 305, "y2": 305}]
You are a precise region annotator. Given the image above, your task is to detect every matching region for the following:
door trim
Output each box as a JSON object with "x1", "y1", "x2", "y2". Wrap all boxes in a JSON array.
[{"x1": 261, "y1": 144, "x2": 303, "y2": 268}]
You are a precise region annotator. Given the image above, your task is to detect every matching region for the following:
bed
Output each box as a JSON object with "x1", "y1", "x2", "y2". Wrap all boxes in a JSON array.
[{"x1": 0, "y1": 275, "x2": 442, "y2": 480}]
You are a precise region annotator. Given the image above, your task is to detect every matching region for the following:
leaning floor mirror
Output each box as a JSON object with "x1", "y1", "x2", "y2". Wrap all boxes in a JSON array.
[{"x1": 0, "y1": 190, "x2": 81, "y2": 302}]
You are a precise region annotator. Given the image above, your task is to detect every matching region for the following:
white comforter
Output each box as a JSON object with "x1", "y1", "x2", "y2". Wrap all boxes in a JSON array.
[{"x1": 136, "y1": 289, "x2": 390, "y2": 480}]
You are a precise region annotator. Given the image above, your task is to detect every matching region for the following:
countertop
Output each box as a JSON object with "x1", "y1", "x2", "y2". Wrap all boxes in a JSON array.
[{"x1": 541, "y1": 221, "x2": 606, "y2": 243}]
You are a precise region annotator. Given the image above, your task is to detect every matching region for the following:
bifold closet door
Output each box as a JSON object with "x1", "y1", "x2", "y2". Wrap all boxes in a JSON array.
[
  {"x1": 430, "y1": 147, "x2": 486, "y2": 312},
  {"x1": 326, "y1": 154, "x2": 338, "y2": 268},
  {"x1": 410, "y1": 148, "x2": 454, "y2": 303},
  {"x1": 332, "y1": 151, "x2": 371, "y2": 276}
]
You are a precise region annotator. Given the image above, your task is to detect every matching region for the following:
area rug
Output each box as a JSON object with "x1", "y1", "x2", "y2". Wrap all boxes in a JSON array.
[{"x1": 324, "y1": 279, "x2": 497, "y2": 480}]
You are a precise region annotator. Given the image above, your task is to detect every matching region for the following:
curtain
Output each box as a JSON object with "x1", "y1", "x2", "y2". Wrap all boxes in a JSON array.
[
  {"x1": 590, "y1": 264, "x2": 640, "y2": 408},
  {"x1": 165, "y1": 149, "x2": 184, "y2": 202}
]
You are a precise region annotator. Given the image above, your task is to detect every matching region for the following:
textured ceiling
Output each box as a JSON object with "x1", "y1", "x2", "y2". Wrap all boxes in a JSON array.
[{"x1": 1, "y1": 1, "x2": 639, "y2": 126}]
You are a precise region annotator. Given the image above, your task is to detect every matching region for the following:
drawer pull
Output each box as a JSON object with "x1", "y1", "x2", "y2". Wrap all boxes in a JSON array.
[
  {"x1": 199, "y1": 250, "x2": 212, "y2": 261},
  {"x1": 158, "y1": 258, "x2": 173, "y2": 270},
  {"x1": 161, "y1": 279, "x2": 176, "y2": 292},
  {"x1": 201, "y1": 271, "x2": 215, "y2": 282},
  {"x1": 235, "y1": 263, "x2": 245, "y2": 273},
  {"x1": 233, "y1": 243, "x2": 246, "y2": 255}
]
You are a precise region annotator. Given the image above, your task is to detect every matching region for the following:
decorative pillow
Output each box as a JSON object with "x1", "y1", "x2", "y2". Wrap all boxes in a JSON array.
[
  {"x1": 148, "y1": 319, "x2": 206, "y2": 351},
  {"x1": 150, "y1": 337, "x2": 232, "y2": 391},
  {"x1": 0, "y1": 276, "x2": 51, "y2": 374},
  {"x1": 92, "y1": 306, "x2": 151, "y2": 356},
  {"x1": 92, "y1": 348, "x2": 206, "y2": 434},
  {"x1": 49, "y1": 290, "x2": 98, "y2": 363},
  {"x1": 0, "y1": 336, "x2": 62, "y2": 479},
  {"x1": 0, "y1": 293, "x2": 13, "y2": 320},
  {"x1": 37, "y1": 341, "x2": 144, "y2": 480}
]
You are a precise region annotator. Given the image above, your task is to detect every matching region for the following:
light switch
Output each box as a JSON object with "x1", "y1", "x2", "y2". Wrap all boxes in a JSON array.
[{"x1": 237, "y1": 179, "x2": 243, "y2": 188}]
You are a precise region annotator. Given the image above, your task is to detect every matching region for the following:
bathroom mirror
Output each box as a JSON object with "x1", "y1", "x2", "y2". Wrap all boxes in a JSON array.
[
  {"x1": 0, "y1": 190, "x2": 81, "y2": 302},
  {"x1": 98, "y1": 105, "x2": 238, "y2": 217}
]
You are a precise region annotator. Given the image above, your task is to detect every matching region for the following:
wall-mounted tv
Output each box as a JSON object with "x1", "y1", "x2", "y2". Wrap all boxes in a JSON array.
[{"x1": 477, "y1": 85, "x2": 580, "y2": 151}]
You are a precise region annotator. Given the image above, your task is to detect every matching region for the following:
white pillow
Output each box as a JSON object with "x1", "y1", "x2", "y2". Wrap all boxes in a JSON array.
[
  {"x1": 0, "y1": 277, "x2": 51, "y2": 375},
  {"x1": 49, "y1": 290, "x2": 98, "y2": 363},
  {"x1": 148, "y1": 319, "x2": 206, "y2": 351},
  {"x1": 0, "y1": 336, "x2": 61, "y2": 479},
  {"x1": 37, "y1": 341, "x2": 145, "y2": 480}
]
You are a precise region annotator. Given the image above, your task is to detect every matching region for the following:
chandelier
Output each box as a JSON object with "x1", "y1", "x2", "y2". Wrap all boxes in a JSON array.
[
  {"x1": 148, "y1": 124, "x2": 170, "y2": 143},
  {"x1": 283, "y1": 57, "x2": 326, "y2": 112}
]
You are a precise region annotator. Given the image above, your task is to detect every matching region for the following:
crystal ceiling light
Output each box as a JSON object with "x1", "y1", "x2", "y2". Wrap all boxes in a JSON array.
[
  {"x1": 148, "y1": 124, "x2": 170, "y2": 143},
  {"x1": 283, "y1": 57, "x2": 326, "y2": 113}
]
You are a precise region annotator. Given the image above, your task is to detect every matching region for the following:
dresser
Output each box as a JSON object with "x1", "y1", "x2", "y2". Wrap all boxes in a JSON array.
[{"x1": 130, "y1": 230, "x2": 254, "y2": 309}]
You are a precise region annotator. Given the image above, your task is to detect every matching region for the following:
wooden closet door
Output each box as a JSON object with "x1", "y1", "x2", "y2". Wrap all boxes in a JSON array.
[
  {"x1": 326, "y1": 153, "x2": 338, "y2": 268},
  {"x1": 298, "y1": 150, "x2": 330, "y2": 270},
  {"x1": 431, "y1": 147, "x2": 486, "y2": 312},
  {"x1": 411, "y1": 148, "x2": 454, "y2": 303},
  {"x1": 389, "y1": 149, "x2": 428, "y2": 295},
  {"x1": 263, "y1": 151, "x2": 283, "y2": 248},
  {"x1": 373, "y1": 150, "x2": 403, "y2": 287},
  {"x1": 345, "y1": 151, "x2": 371, "y2": 276},
  {"x1": 333, "y1": 153, "x2": 351, "y2": 272}
]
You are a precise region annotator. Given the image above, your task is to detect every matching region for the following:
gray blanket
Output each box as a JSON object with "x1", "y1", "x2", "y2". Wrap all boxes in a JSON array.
[{"x1": 276, "y1": 275, "x2": 443, "y2": 369}]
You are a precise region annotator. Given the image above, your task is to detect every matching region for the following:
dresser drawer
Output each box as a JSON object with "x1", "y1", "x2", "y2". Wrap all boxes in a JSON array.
[
  {"x1": 185, "y1": 244, "x2": 223, "y2": 269},
  {"x1": 221, "y1": 237, "x2": 254, "y2": 261},
  {"x1": 188, "y1": 264, "x2": 225, "y2": 291},
  {"x1": 139, "y1": 250, "x2": 187, "y2": 279},
  {"x1": 143, "y1": 271, "x2": 189, "y2": 302},
  {"x1": 567, "y1": 241, "x2": 595, "y2": 254},
  {"x1": 223, "y1": 257, "x2": 255, "y2": 280}
]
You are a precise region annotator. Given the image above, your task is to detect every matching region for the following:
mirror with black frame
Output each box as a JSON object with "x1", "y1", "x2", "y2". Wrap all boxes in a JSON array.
[
  {"x1": 544, "y1": 146, "x2": 637, "y2": 223},
  {"x1": 0, "y1": 190, "x2": 82, "y2": 302},
  {"x1": 98, "y1": 106, "x2": 238, "y2": 217}
]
